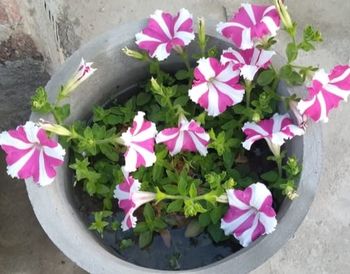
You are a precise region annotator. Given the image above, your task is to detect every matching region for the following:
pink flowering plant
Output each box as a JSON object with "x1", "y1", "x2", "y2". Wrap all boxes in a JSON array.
[{"x1": 1, "y1": 1, "x2": 349, "y2": 264}]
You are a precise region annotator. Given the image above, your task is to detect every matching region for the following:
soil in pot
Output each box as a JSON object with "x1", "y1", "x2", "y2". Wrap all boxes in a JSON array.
[{"x1": 70, "y1": 72, "x2": 284, "y2": 270}]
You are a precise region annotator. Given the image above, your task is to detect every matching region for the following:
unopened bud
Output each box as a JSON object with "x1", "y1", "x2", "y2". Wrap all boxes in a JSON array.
[
  {"x1": 150, "y1": 77, "x2": 163, "y2": 95},
  {"x1": 198, "y1": 17, "x2": 206, "y2": 50},
  {"x1": 122, "y1": 47, "x2": 147, "y2": 61},
  {"x1": 284, "y1": 185, "x2": 299, "y2": 200},
  {"x1": 252, "y1": 112, "x2": 261, "y2": 122},
  {"x1": 39, "y1": 120, "x2": 71, "y2": 136},
  {"x1": 274, "y1": 0, "x2": 294, "y2": 35}
]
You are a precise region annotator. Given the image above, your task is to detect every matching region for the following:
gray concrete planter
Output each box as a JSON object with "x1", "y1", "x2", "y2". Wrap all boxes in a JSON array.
[{"x1": 25, "y1": 20, "x2": 322, "y2": 274}]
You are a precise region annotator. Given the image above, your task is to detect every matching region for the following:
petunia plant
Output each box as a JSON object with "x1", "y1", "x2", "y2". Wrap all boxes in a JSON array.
[{"x1": 1, "y1": 1, "x2": 350, "y2": 253}]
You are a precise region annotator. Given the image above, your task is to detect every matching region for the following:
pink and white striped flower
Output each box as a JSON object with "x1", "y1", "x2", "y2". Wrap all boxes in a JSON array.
[
  {"x1": 221, "y1": 182, "x2": 277, "y2": 247},
  {"x1": 135, "y1": 9, "x2": 195, "y2": 61},
  {"x1": 242, "y1": 113, "x2": 304, "y2": 156},
  {"x1": 221, "y1": 47, "x2": 275, "y2": 81},
  {"x1": 156, "y1": 115, "x2": 210, "y2": 156},
  {"x1": 297, "y1": 66, "x2": 350, "y2": 123},
  {"x1": 114, "y1": 169, "x2": 156, "y2": 231},
  {"x1": 121, "y1": 111, "x2": 157, "y2": 172},
  {"x1": 0, "y1": 121, "x2": 65, "y2": 186},
  {"x1": 61, "y1": 58, "x2": 97, "y2": 97},
  {"x1": 217, "y1": 4, "x2": 280, "y2": 50},
  {"x1": 188, "y1": 57, "x2": 245, "y2": 117}
]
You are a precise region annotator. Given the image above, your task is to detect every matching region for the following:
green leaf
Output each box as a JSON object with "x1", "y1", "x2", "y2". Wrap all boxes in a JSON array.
[
  {"x1": 261, "y1": 170, "x2": 279, "y2": 183},
  {"x1": 223, "y1": 150, "x2": 234, "y2": 169},
  {"x1": 298, "y1": 41, "x2": 315, "y2": 52},
  {"x1": 286, "y1": 42, "x2": 298, "y2": 63},
  {"x1": 166, "y1": 200, "x2": 183, "y2": 213},
  {"x1": 54, "y1": 104, "x2": 70, "y2": 122},
  {"x1": 280, "y1": 65, "x2": 303, "y2": 85},
  {"x1": 103, "y1": 197, "x2": 113, "y2": 210},
  {"x1": 120, "y1": 239, "x2": 134, "y2": 250},
  {"x1": 208, "y1": 130, "x2": 226, "y2": 156},
  {"x1": 207, "y1": 224, "x2": 226, "y2": 243},
  {"x1": 139, "y1": 230, "x2": 153, "y2": 249},
  {"x1": 178, "y1": 174, "x2": 187, "y2": 196},
  {"x1": 175, "y1": 69, "x2": 190, "y2": 80},
  {"x1": 143, "y1": 203, "x2": 155, "y2": 224},
  {"x1": 303, "y1": 25, "x2": 323, "y2": 42},
  {"x1": 162, "y1": 184, "x2": 179, "y2": 195},
  {"x1": 289, "y1": 71, "x2": 304, "y2": 85},
  {"x1": 134, "y1": 222, "x2": 148, "y2": 233},
  {"x1": 205, "y1": 171, "x2": 226, "y2": 190},
  {"x1": 184, "y1": 200, "x2": 206, "y2": 217},
  {"x1": 153, "y1": 218, "x2": 167, "y2": 231},
  {"x1": 210, "y1": 206, "x2": 223, "y2": 224},
  {"x1": 89, "y1": 220, "x2": 109, "y2": 236},
  {"x1": 110, "y1": 220, "x2": 120, "y2": 231},
  {"x1": 69, "y1": 158, "x2": 90, "y2": 181},
  {"x1": 96, "y1": 184, "x2": 110, "y2": 195},
  {"x1": 173, "y1": 95, "x2": 189, "y2": 106},
  {"x1": 92, "y1": 106, "x2": 107, "y2": 122},
  {"x1": 257, "y1": 69, "x2": 275, "y2": 86},
  {"x1": 152, "y1": 164, "x2": 164, "y2": 182},
  {"x1": 136, "y1": 92, "x2": 152, "y2": 106},
  {"x1": 99, "y1": 143, "x2": 119, "y2": 161},
  {"x1": 89, "y1": 211, "x2": 110, "y2": 236},
  {"x1": 189, "y1": 183, "x2": 197, "y2": 198},
  {"x1": 103, "y1": 114, "x2": 123, "y2": 125},
  {"x1": 285, "y1": 156, "x2": 301, "y2": 177},
  {"x1": 86, "y1": 180, "x2": 96, "y2": 195},
  {"x1": 31, "y1": 86, "x2": 52, "y2": 113},
  {"x1": 198, "y1": 212, "x2": 211, "y2": 227}
]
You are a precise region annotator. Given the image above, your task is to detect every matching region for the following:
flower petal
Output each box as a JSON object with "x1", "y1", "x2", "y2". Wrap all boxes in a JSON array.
[
  {"x1": 189, "y1": 57, "x2": 244, "y2": 117},
  {"x1": 121, "y1": 112, "x2": 157, "y2": 172},
  {"x1": 221, "y1": 183, "x2": 277, "y2": 247},
  {"x1": 135, "y1": 9, "x2": 194, "y2": 61},
  {"x1": 0, "y1": 121, "x2": 65, "y2": 186},
  {"x1": 298, "y1": 66, "x2": 350, "y2": 123},
  {"x1": 156, "y1": 117, "x2": 209, "y2": 156},
  {"x1": 217, "y1": 4, "x2": 280, "y2": 49},
  {"x1": 242, "y1": 113, "x2": 305, "y2": 151}
]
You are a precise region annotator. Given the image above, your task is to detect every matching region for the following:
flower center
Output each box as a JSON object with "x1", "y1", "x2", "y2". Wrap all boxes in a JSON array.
[
  {"x1": 33, "y1": 142, "x2": 42, "y2": 150},
  {"x1": 251, "y1": 206, "x2": 260, "y2": 214}
]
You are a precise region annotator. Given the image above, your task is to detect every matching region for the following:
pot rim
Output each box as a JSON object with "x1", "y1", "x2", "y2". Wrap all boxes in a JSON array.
[{"x1": 25, "y1": 19, "x2": 323, "y2": 274}]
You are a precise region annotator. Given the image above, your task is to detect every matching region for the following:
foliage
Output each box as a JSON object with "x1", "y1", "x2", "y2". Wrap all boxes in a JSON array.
[{"x1": 30, "y1": 7, "x2": 314, "y2": 249}]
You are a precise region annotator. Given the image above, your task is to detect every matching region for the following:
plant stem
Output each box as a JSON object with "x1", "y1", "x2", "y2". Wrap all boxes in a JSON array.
[
  {"x1": 162, "y1": 191, "x2": 217, "y2": 203},
  {"x1": 176, "y1": 48, "x2": 193, "y2": 87},
  {"x1": 276, "y1": 155, "x2": 283, "y2": 177},
  {"x1": 95, "y1": 137, "x2": 118, "y2": 145},
  {"x1": 290, "y1": 64, "x2": 311, "y2": 70},
  {"x1": 51, "y1": 107, "x2": 62, "y2": 125},
  {"x1": 245, "y1": 80, "x2": 253, "y2": 108},
  {"x1": 179, "y1": 50, "x2": 191, "y2": 72}
]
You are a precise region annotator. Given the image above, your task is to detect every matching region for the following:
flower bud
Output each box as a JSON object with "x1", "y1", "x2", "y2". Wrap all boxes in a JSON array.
[
  {"x1": 122, "y1": 47, "x2": 148, "y2": 61},
  {"x1": 252, "y1": 112, "x2": 261, "y2": 122},
  {"x1": 59, "y1": 58, "x2": 96, "y2": 99},
  {"x1": 274, "y1": 0, "x2": 294, "y2": 35},
  {"x1": 223, "y1": 178, "x2": 236, "y2": 190},
  {"x1": 198, "y1": 17, "x2": 206, "y2": 50},
  {"x1": 38, "y1": 120, "x2": 71, "y2": 136},
  {"x1": 150, "y1": 77, "x2": 163, "y2": 95},
  {"x1": 284, "y1": 185, "x2": 299, "y2": 200}
]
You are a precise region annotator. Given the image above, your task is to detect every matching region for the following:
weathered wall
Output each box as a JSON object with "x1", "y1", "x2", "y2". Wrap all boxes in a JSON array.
[{"x1": 10, "y1": 0, "x2": 242, "y2": 71}]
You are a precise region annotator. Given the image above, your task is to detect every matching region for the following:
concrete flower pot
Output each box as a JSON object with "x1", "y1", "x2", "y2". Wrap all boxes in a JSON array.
[{"x1": 26, "y1": 20, "x2": 322, "y2": 274}]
